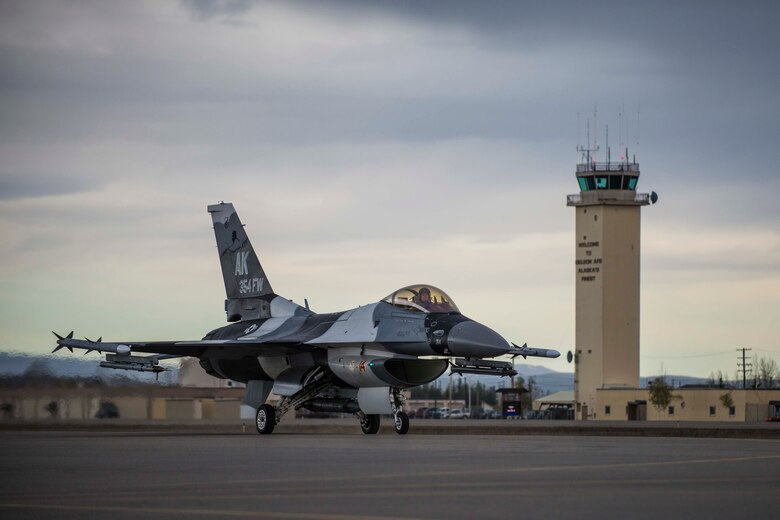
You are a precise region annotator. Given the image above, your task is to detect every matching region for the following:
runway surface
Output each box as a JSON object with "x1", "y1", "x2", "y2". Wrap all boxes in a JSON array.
[{"x1": 1, "y1": 431, "x2": 779, "y2": 519}]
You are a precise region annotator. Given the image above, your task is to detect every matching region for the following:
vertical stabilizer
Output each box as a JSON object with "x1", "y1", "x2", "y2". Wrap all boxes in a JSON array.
[{"x1": 208, "y1": 202, "x2": 273, "y2": 322}]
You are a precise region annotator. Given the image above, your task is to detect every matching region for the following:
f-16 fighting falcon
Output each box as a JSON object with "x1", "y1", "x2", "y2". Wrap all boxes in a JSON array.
[{"x1": 53, "y1": 203, "x2": 559, "y2": 434}]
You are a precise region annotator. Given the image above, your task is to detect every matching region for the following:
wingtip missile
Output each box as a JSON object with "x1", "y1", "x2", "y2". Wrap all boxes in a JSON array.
[{"x1": 510, "y1": 342, "x2": 560, "y2": 359}]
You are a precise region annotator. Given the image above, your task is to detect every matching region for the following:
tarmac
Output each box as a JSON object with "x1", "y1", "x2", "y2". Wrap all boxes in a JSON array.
[
  {"x1": 2, "y1": 417, "x2": 779, "y2": 438},
  {"x1": 1, "y1": 423, "x2": 779, "y2": 519}
]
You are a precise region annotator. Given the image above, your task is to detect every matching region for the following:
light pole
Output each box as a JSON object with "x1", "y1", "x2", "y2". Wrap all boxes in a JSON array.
[
  {"x1": 467, "y1": 376, "x2": 471, "y2": 416},
  {"x1": 448, "y1": 372, "x2": 453, "y2": 411}
]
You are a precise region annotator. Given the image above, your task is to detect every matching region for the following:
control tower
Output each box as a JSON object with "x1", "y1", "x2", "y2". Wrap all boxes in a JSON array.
[{"x1": 567, "y1": 149, "x2": 655, "y2": 420}]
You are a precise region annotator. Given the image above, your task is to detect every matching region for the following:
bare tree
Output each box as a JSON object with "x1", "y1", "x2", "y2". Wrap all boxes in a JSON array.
[{"x1": 754, "y1": 356, "x2": 779, "y2": 388}]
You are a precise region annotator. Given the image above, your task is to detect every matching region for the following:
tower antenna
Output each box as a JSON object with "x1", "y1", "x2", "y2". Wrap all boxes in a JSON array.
[
  {"x1": 625, "y1": 105, "x2": 630, "y2": 163},
  {"x1": 618, "y1": 104, "x2": 624, "y2": 161},
  {"x1": 577, "y1": 112, "x2": 581, "y2": 157},
  {"x1": 593, "y1": 105, "x2": 598, "y2": 160},
  {"x1": 576, "y1": 115, "x2": 599, "y2": 167},
  {"x1": 636, "y1": 105, "x2": 641, "y2": 160}
]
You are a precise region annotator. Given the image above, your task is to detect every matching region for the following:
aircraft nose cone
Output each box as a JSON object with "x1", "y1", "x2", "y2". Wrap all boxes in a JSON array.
[{"x1": 447, "y1": 321, "x2": 509, "y2": 358}]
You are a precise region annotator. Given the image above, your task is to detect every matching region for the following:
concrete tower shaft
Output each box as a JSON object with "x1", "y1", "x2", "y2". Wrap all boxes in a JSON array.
[{"x1": 567, "y1": 161, "x2": 652, "y2": 420}]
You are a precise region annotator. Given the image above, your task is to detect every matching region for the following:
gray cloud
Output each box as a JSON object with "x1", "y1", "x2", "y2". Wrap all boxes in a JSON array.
[
  {"x1": 0, "y1": 1, "x2": 778, "y2": 374},
  {"x1": 180, "y1": 0, "x2": 256, "y2": 21},
  {"x1": 0, "y1": 172, "x2": 95, "y2": 199}
]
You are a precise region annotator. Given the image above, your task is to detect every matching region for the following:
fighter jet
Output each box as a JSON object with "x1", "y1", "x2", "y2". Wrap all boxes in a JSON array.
[{"x1": 53, "y1": 203, "x2": 559, "y2": 434}]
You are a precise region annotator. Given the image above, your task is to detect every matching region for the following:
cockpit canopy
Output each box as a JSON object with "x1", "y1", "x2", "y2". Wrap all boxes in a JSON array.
[{"x1": 381, "y1": 284, "x2": 460, "y2": 314}]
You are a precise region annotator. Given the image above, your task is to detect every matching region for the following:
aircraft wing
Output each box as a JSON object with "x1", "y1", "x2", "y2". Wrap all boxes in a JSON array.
[{"x1": 52, "y1": 332, "x2": 316, "y2": 358}]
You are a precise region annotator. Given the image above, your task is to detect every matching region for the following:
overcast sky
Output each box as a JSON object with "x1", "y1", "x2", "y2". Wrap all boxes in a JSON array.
[{"x1": 1, "y1": 0, "x2": 778, "y2": 378}]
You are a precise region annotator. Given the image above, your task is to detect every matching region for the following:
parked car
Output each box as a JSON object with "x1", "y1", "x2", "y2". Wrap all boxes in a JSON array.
[
  {"x1": 412, "y1": 407, "x2": 429, "y2": 419},
  {"x1": 487, "y1": 410, "x2": 503, "y2": 419},
  {"x1": 95, "y1": 401, "x2": 119, "y2": 419},
  {"x1": 424, "y1": 407, "x2": 448, "y2": 419},
  {"x1": 448, "y1": 409, "x2": 466, "y2": 419},
  {"x1": 470, "y1": 408, "x2": 489, "y2": 419}
]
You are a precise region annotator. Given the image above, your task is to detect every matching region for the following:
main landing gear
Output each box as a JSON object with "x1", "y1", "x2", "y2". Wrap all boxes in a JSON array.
[
  {"x1": 358, "y1": 413, "x2": 380, "y2": 434},
  {"x1": 255, "y1": 404, "x2": 275, "y2": 435},
  {"x1": 253, "y1": 378, "x2": 412, "y2": 436}
]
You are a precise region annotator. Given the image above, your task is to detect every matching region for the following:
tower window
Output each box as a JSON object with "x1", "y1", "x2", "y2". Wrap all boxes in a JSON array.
[
  {"x1": 668, "y1": 406, "x2": 675, "y2": 416},
  {"x1": 628, "y1": 177, "x2": 638, "y2": 190},
  {"x1": 709, "y1": 406, "x2": 716, "y2": 416},
  {"x1": 595, "y1": 177, "x2": 607, "y2": 189},
  {"x1": 729, "y1": 406, "x2": 736, "y2": 416},
  {"x1": 604, "y1": 405, "x2": 611, "y2": 416}
]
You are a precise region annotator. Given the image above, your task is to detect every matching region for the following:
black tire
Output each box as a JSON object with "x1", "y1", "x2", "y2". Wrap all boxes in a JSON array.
[
  {"x1": 255, "y1": 404, "x2": 275, "y2": 435},
  {"x1": 360, "y1": 414, "x2": 380, "y2": 434},
  {"x1": 394, "y1": 411, "x2": 410, "y2": 435}
]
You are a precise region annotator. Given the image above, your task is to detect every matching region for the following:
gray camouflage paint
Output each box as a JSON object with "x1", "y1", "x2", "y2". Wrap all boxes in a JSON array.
[{"x1": 53, "y1": 203, "x2": 558, "y2": 413}]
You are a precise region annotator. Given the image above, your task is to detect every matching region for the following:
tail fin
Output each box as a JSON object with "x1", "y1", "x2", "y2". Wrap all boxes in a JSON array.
[{"x1": 208, "y1": 202, "x2": 273, "y2": 322}]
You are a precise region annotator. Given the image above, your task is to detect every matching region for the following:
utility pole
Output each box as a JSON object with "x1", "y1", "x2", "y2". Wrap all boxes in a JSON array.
[{"x1": 737, "y1": 348, "x2": 753, "y2": 389}]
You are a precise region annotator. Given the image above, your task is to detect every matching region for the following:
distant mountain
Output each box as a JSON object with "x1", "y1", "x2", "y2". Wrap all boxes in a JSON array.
[
  {"x1": 514, "y1": 363, "x2": 561, "y2": 377},
  {"x1": 0, "y1": 351, "x2": 707, "y2": 394},
  {"x1": 440, "y1": 367, "x2": 574, "y2": 395},
  {"x1": 437, "y1": 367, "x2": 708, "y2": 397},
  {"x1": 640, "y1": 375, "x2": 708, "y2": 388},
  {"x1": 0, "y1": 352, "x2": 179, "y2": 384}
]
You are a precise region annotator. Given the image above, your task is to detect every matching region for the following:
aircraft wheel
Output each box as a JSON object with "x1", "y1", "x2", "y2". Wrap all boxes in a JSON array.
[
  {"x1": 394, "y1": 412, "x2": 409, "y2": 435},
  {"x1": 360, "y1": 414, "x2": 380, "y2": 434},
  {"x1": 255, "y1": 404, "x2": 275, "y2": 435}
]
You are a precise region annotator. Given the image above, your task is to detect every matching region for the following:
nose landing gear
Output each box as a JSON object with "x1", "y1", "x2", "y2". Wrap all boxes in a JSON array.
[
  {"x1": 390, "y1": 387, "x2": 409, "y2": 435},
  {"x1": 393, "y1": 411, "x2": 409, "y2": 434},
  {"x1": 356, "y1": 387, "x2": 410, "y2": 435}
]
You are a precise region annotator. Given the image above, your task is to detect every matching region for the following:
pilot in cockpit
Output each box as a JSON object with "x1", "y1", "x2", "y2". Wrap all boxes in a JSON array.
[
  {"x1": 417, "y1": 287, "x2": 433, "y2": 310},
  {"x1": 417, "y1": 287, "x2": 446, "y2": 312}
]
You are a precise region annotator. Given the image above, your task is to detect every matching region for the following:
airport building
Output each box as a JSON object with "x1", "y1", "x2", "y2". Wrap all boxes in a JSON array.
[
  {"x1": 597, "y1": 387, "x2": 780, "y2": 422},
  {"x1": 0, "y1": 386, "x2": 244, "y2": 421}
]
